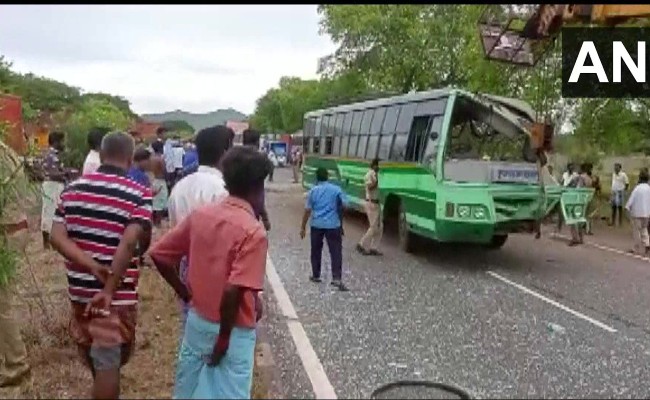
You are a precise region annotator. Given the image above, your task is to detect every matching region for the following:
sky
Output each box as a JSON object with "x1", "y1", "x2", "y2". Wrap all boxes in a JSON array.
[{"x1": 0, "y1": 5, "x2": 337, "y2": 115}]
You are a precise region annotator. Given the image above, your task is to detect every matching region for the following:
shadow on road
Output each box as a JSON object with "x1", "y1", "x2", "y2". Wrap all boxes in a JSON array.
[{"x1": 341, "y1": 208, "x2": 537, "y2": 275}]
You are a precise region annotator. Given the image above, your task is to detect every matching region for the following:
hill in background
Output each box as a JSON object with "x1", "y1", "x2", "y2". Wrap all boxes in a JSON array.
[{"x1": 142, "y1": 108, "x2": 248, "y2": 132}]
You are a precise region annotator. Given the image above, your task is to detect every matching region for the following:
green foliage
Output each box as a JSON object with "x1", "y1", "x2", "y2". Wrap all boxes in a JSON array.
[
  {"x1": 0, "y1": 55, "x2": 139, "y2": 285},
  {"x1": 313, "y1": 5, "x2": 645, "y2": 163},
  {"x1": 0, "y1": 56, "x2": 14, "y2": 92},
  {"x1": 9, "y1": 73, "x2": 81, "y2": 113},
  {"x1": 161, "y1": 119, "x2": 195, "y2": 135},
  {"x1": 61, "y1": 98, "x2": 134, "y2": 169},
  {"x1": 142, "y1": 109, "x2": 248, "y2": 132},
  {"x1": 0, "y1": 54, "x2": 138, "y2": 169},
  {"x1": 252, "y1": 5, "x2": 567, "y2": 135},
  {"x1": 319, "y1": 5, "x2": 463, "y2": 92},
  {"x1": 250, "y1": 71, "x2": 370, "y2": 133},
  {"x1": 81, "y1": 92, "x2": 137, "y2": 119},
  {"x1": 318, "y1": 5, "x2": 564, "y2": 114}
]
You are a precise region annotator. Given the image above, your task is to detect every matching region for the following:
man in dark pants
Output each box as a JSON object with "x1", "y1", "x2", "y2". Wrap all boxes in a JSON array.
[{"x1": 300, "y1": 167, "x2": 348, "y2": 291}]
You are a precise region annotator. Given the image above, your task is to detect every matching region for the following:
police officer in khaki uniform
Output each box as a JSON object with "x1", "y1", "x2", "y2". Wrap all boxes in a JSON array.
[
  {"x1": 357, "y1": 158, "x2": 383, "y2": 256},
  {"x1": 0, "y1": 141, "x2": 30, "y2": 387}
]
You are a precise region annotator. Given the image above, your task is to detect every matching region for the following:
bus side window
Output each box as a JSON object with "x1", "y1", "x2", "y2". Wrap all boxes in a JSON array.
[
  {"x1": 367, "y1": 107, "x2": 386, "y2": 160},
  {"x1": 391, "y1": 134, "x2": 408, "y2": 161},
  {"x1": 348, "y1": 110, "x2": 363, "y2": 158},
  {"x1": 356, "y1": 109, "x2": 374, "y2": 159},
  {"x1": 303, "y1": 118, "x2": 313, "y2": 153},
  {"x1": 321, "y1": 115, "x2": 332, "y2": 156},
  {"x1": 332, "y1": 113, "x2": 344, "y2": 155},
  {"x1": 379, "y1": 105, "x2": 400, "y2": 159},
  {"x1": 391, "y1": 103, "x2": 416, "y2": 161},
  {"x1": 340, "y1": 112, "x2": 353, "y2": 157},
  {"x1": 310, "y1": 117, "x2": 322, "y2": 154}
]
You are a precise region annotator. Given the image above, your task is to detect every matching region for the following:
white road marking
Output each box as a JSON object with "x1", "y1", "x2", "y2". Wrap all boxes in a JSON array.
[
  {"x1": 266, "y1": 257, "x2": 338, "y2": 400},
  {"x1": 551, "y1": 233, "x2": 650, "y2": 262},
  {"x1": 487, "y1": 271, "x2": 618, "y2": 333}
]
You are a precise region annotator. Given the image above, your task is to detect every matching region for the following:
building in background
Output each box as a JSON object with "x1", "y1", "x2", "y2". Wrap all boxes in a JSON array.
[{"x1": 131, "y1": 120, "x2": 163, "y2": 142}]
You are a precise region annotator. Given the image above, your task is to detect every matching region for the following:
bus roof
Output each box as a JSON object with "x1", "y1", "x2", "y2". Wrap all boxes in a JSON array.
[{"x1": 304, "y1": 88, "x2": 536, "y2": 122}]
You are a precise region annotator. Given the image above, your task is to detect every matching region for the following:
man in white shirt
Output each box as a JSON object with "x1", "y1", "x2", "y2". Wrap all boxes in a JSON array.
[
  {"x1": 611, "y1": 162, "x2": 630, "y2": 227},
  {"x1": 561, "y1": 163, "x2": 577, "y2": 187},
  {"x1": 625, "y1": 168, "x2": 650, "y2": 255},
  {"x1": 81, "y1": 127, "x2": 109, "y2": 175},
  {"x1": 267, "y1": 150, "x2": 276, "y2": 182},
  {"x1": 165, "y1": 125, "x2": 234, "y2": 330},
  {"x1": 163, "y1": 134, "x2": 176, "y2": 191}
]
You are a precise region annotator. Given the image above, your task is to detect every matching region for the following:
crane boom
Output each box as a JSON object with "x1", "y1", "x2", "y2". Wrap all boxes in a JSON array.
[{"x1": 479, "y1": 4, "x2": 650, "y2": 67}]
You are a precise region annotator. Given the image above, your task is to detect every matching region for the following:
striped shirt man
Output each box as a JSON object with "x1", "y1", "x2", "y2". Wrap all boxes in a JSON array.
[{"x1": 53, "y1": 164, "x2": 153, "y2": 306}]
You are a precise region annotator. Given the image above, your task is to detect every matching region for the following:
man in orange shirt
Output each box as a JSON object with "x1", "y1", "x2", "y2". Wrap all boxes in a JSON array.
[{"x1": 148, "y1": 146, "x2": 272, "y2": 399}]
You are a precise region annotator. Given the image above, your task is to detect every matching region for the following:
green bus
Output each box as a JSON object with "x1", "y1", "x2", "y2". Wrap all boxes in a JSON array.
[{"x1": 301, "y1": 88, "x2": 593, "y2": 252}]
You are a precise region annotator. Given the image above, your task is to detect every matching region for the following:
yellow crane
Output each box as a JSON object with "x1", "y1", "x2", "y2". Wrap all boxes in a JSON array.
[
  {"x1": 478, "y1": 4, "x2": 650, "y2": 67},
  {"x1": 476, "y1": 5, "x2": 650, "y2": 151}
]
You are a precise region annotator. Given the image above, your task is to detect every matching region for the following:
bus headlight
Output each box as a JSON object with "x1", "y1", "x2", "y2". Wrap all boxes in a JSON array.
[
  {"x1": 573, "y1": 205, "x2": 584, "y2": 218},
  {"x1": 473, "y1": 206, "x2": 487, "y2": 219},
  {"x1": 457, "y1": 205, "x2": 471, "y2": 218}
]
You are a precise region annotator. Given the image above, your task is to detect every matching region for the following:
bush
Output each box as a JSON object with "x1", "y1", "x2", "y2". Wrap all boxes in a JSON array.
[{"x1": 61, "y1": 98, "x2": 134, "y2": 169}]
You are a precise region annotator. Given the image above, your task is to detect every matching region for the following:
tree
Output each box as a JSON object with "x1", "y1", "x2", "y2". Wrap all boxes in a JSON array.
[
  {"x1": 0, "y1": 56, "x2": 14, "y2": 93},
  {"x1": 161, "y1": 119, "x2": 195, "y2": 134},
  {"x1": 571, "y1": 99, "x2": 645, "y2": 155},
  {"x1": 10, "y1": 73, "x2": 81, "y2": 113},
  {"x1": 318, "y1": 5, "x2": 487, "y2": 93},
  {"x1": 318, "y1": 5, "x2": 565, "y2": 120},
  {"x1": 250, "y1": 77, "x2": 325, "y2": 133},
  {"x1": 249, "y1": 71, "x2": 371, "y2": 133},
  {"x1": 61, "y1": 97, "x2": 134, "y2": 168},
  {"x1": 81, "y1": 92, "x2": 137, "y2": 119}
]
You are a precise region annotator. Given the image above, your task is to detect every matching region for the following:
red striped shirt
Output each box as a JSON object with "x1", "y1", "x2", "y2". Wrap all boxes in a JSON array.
[{"x1": 54, "y1": 164, "x2": 152, "y2": 306}]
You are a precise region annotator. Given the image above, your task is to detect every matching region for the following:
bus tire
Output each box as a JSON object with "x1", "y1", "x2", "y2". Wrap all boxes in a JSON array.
[
  {"x1": 398, "y1": 202, "x2": 415, "y2": 253},
  {"x1": 486, "y1": 234, "x2": 508, "y2": 249}
]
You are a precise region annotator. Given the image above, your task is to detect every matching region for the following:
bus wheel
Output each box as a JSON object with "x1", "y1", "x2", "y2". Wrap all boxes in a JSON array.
[
  {"x1": 486, "y1": 234, "x2": 508, "y2": 249},
  {"x1": 398, "y1": 202, "x2": 415, "y2": 253}
]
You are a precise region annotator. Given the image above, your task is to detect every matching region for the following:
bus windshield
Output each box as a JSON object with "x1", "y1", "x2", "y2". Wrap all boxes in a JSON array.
[{"x1": 444, "y1": 94, "x2": 538, "y2": 184}]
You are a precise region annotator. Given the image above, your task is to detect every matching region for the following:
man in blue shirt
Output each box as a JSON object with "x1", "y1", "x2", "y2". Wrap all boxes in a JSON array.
[
  {"x1": 127, "y1": 147, "x2": 152, "y2": 188},
  {"x1": 300, "y1": 167, "x2": 348, "y2": 291},
  {"x1": 182, "y1": 141, "x2": 199, "y2": 177}
]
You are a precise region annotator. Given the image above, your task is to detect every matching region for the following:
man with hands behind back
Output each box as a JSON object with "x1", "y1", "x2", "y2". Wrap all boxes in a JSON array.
[{"x1": 50, "y1": 131, "x2": 153, "y2": 400}]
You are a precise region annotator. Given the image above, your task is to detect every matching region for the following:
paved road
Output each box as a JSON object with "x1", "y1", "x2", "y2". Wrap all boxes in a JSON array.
[{"x1": 258, "y1": 168, "x2": 650, "y2": 399}]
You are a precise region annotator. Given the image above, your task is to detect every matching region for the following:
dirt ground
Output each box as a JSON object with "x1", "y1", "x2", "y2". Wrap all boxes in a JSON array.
[{"x1": 0, "y1": 216, "x2": 266, "y2": 399}]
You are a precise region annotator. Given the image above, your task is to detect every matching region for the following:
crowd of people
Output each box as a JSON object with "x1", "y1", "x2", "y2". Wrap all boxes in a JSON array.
[
  {"x1": 552, "y1": 161, "x2": 650, "y2": 256},
  {"x1": 12, "y1": 121, "x2": 650, "y2": 398},
  {"x1": 0, "y1": 124, "x2": 287, "y2": 399}
]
